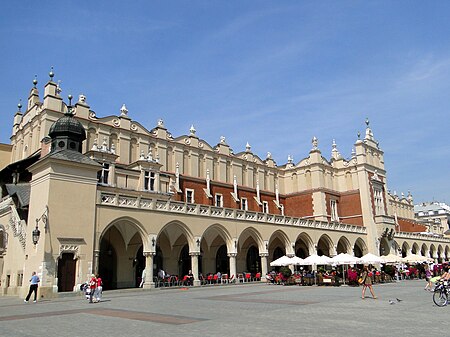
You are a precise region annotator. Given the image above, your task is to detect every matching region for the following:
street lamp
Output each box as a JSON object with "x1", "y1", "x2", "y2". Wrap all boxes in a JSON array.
[{"x1": 32, "y1": 220, "x2": 40, "y2": 245}]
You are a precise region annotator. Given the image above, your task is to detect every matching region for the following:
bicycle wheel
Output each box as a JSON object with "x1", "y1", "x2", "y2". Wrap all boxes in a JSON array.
[{"x1": 433, "y1": 289, "x2": 448, "y2": 307}]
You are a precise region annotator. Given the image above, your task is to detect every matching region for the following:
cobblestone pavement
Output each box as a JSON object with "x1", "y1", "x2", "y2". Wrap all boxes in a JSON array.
[{"x1": 0, "y1": 280, "x2": 447, "y2": 337}]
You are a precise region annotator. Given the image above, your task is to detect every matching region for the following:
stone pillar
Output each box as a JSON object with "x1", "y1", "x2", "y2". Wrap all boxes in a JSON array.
[
  {"x1": 260, "y1": 253, "x2": 268, "y2": 281},
  {"x1": 228, "y1": 253, "x2": 237, "y2": 280},
  {"x1": 190, "y1": 253, "x2": 201, "y2": 286},
  {"x1": 93, "y1": 250, "x2": 100, "y2": 275},
  {"x1": 143, "y1": 252, "x2": 155, "y2": 289}
]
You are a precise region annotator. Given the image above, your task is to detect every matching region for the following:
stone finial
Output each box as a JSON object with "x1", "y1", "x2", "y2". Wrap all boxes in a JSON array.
[
  {"x1": 365, "y1": 118, "x2": 374, "y2": 141},
  {"x1": 147, "y1": 150, "x2": 153, "y2": 162},
  {"x1": 33, "y1": 75, "x2": 38, "y2": 87},
  {"x1": 189, "y1": 125, "x2": 196, "y2": 136},
  {"x1": 331, "y1": 139, "x2": 341, "y2": 160},
  {"x1": 17, "y1": 100, "x2": 22, "y2": 112},
  {"x1": 311, "y1": 136, "x2": 318, "y2": 151},
  {"x1": 56, "y1": 80, "x2": 62, "y2": 95},
  {"x1": 91, "y1": 138, "x2": 98, "y2": 151},
  {"x1": 120, "y1": 104, "x2": 128, "y2": 117},
  {"x1": 78, "y1": 94, "x2": 86, "y2": 103},
  {"x1": 287, "y1": 155, "x2": 293, "y2": 164},
  {"x1": 351, "y1": 147, "x2": 356, "y2": 157},
  {"x1": 157, "y1": 119, "x2": 165, "y2": 127},
  {"x1": 407, "y1": 191, "x2": 413, "y2": 202},
  {"x1": 101, "y1": 138, "x2": 108, "y2": 152},
  {"x1": 220, "y1": 136, "x2": 226, "y2": 144},
  {"x1": 140, "y1": 150, "x2": 145, "y2": 160},
  {"x1": 49, "y1": 66, "x2": 54, "y2": 81},
  {"x1": 245, "y1": 142, "x2": 251, "y2": 152},
  {"x1": 266, "y1": 152, "x2": 272, "y2": 160},
  {"x1": 110, "y1": 143, "x2": 116, "y2": 154}
]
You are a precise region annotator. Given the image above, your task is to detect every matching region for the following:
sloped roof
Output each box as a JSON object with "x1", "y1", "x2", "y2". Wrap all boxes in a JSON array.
[
  {"x1": 5, "y1": 183, "x2": 30, "y2": 207},
  {"x1": 45, "y1": 149, "x2": 100, "y2": 167}
]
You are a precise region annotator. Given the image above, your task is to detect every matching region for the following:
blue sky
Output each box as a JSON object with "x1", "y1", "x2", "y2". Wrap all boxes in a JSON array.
[{"x1": 1, "y1": 1, "x2": 449, "y2": 204}]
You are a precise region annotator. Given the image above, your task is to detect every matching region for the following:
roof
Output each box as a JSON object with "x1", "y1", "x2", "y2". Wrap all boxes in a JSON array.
[
  {"x1": 45, "y1": 149, "x2": 101, "y2": 167},
  {"x1": 5, "y1": 183, "x2": 30, "y2": 207}
]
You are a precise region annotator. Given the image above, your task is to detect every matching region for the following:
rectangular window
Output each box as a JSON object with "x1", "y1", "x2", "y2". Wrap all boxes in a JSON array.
[
  {"x1": 6, "y1": 274, "x2": 10, "y2": 287},
  {"x1": 374, "y1": 187, "x2": 385, "y2": 215},
  {"x1": 215, "y1": 194, "x2": 223, "y2": 207},
  {"x1": 144, "y1": 171, "x2": 156, "y2": 191},
  {"x1": 186, "y1": 189, "x2": 194, "y2": 203},
  {"x1": 330, "y1": 199, "x2": 339, "y2": 222},
  {"x1": 262, "y1": 201, "x2": 269, "y2": 213},
  {"x1": 241, "y1": 197, "x2": 248, "y2": 211},
  {"x1": 97, "y1": 163, "x2": 110, "y2": 184},
  {"x1": 17, "y1": 273, "x2": 23, "y2": 286}
]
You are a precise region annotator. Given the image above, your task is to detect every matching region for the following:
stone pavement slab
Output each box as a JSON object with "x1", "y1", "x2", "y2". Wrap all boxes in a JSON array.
[{"x1": 0, "y1": 280, "x2": 446, "y2": 337}]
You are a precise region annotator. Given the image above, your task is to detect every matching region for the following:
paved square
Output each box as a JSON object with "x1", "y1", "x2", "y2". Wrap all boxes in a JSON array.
[{"x1": 0, "y1": 280, "x2": 446, "y2": 337}]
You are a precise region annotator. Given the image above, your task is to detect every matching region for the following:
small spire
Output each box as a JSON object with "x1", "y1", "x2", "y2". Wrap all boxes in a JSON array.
[
  {"x1": 365, "y1": 117, "x2": 370, "y2": 127},
  {"x1": 17, "y1": 99, "x2": 22, "y2": 112},
  {"x1": 68, "y1": 94, "x2": 73, "y2": 106},
  {"x1": 220, "y1": 136, "x2": 226, "y2": 144},
  {"x1": 189, "y1": 124, "x2": 196, "y2": 136},
  {"x1": 157, "y1": 119, "x2": 165, "y2": 127},
  {"x1": 266, "y1": 152, "x2": 272, "y2": 160},
  {"x1": 357, "y1": 131, "x2": 361, "y2": 139},
  {"x1": 311, "y1": 136, "x2": 318, "y2": 151},
  {"x1": 245, "y1": 142, "x2": 251, "y2": 152},
  {"x1": 120, "y1": 104, "x2": 128, "y2": 116},
  {"x1": 33, "y1": 75, "x2": 38, "y2": 87},
  {"x1": 56, "y1": 80, "x2": 62, "y2": 95},
  {"x1": 287, "y1": 155, "x2": 293, "y2": 165},
  {"x1": 49, "y1": 66, "x2": 54, "y2": 81}
]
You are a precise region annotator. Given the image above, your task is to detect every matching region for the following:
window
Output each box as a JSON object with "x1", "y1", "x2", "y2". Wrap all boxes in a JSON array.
[
  {"x1": 185, "y1": 189, "x2": 194, "y2": 203},
  {"x1": 262, "y1": 201, "x2": 269, "y2": 213},
  {"x1": 215, "y1": 194, "x2": 223, "y2": 207},
  {"x1": 373, "y1": 187, "x2": 384, "y2": 215},
  {"x1": 144, "y1": 171, "x2": 156, "y2": 191},
  {"x1": 97, "y1": 163, "x2": 110, "y2": 184},
  {"x1": 330, "y1": 199, "x2": 339, "y2": 222},
  {"x1": 17, "y1": 273, "x2": 23, "y2": 286},
  {"x1": 241, "y1": 197, "x2": 248, "y2": 211}
]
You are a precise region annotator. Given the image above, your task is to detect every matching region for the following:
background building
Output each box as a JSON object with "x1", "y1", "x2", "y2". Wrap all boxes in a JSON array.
[{"x1": 1, "y1": 72, "x2": 449, "y2": 298}]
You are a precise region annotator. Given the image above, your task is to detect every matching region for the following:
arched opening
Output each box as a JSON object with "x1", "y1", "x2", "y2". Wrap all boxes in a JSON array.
[
  {"x1": 317, "y1": 235, "x2": 332, "y2": 256},
  {"x1": 135, "y1": 246, "x2": 145, "y2": 288},
  {"x1": 336, "y1": 236, "x2": 351, "y2": 254},
  {"x1": 246, "y1": 246, "x2": 260, "y2": 274},
  {"x1": 57, "y1": 253, "x2": 76, "y2": 292},
  {"x1": 273, "y1": 247, "x2": 284, "y2": 261},
  {"x1": 216, "y1": 245, "x2": 228, "y2": 274},
  {"x1": 379, "y1": 237, "x2": 390, "y2": 256},
  {"x1": 179, "y1": 244, "x2": 191, "y2": 277},
  {"x1": 295, "y1": 233, "x2": 312, "y2": 258},
  {"x1": 353, "y1": 238, "x2": 366, "y2": 258}
]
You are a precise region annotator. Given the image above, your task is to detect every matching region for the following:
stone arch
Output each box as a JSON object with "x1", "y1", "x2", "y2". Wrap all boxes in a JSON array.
[
  {"x1": 0, "y1": 224, "x2": 7, "y2": 251},
  {"x1": 353, "y1": 237, "x2": 367, "y2": 257},
  {"x1": 401, "y1": 242, "x2": 410, "y2": 257},
  {"x1": 392, "y1": 240, "x2": 401, "y2": 255},
  {"x1": 336, "y1": 236, "x2": 352, "y2": 254},
  {"x1": 200, "y1": 223, "x2": 233, "y2": 275},
  {"x1": 445, "y1": 246, "x2": 450, "y2": 261},
  {"x1": 268, "y1": 229, "x2": 291, "y2": 258},
  {"x1": 429, "y1": 244, "x2": 436, "y2": 259},
  {"x1": 305, "y1": 170, "x2": 312, "y2": 189},
  {"x1": 317, "y1": 234, "x2": 334, "y2": 256},
  {"x1": 130, "y1": 138, "x2": 138, "y2": 163},
  {"x1": 437, "y1": 245, "x2": 444, "y2": 262},
  {"x1": 420, "y1": 243, "x2": 428, "y2": 256},
  {"x1": 291, "y1": 173, "x2": 298, "y2": 192},
  {"x1": 294, "y1": 232, "x2": 314, "y2": 258},
  {"x1": 379, "y1": 237, "x2": 390, "y2": 256},
  {"x1": 237, "y1": 227, "x2": 264, "y2": 274},
  {"x1": 411, "y1": 242, "x2": 419, "y2": 254}
]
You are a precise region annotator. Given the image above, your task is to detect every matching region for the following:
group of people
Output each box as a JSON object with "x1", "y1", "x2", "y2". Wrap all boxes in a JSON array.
[{"x1": 83, "y1": 274, "x2": 103, "y2": 303}]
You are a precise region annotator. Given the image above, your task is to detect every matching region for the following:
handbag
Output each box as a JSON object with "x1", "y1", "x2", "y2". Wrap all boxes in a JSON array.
[{"x1": 358, "y1": 277, "x2": 364, "y2": 285}]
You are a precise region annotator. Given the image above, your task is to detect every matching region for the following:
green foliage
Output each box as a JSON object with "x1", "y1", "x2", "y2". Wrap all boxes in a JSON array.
[{"x1": 280, "y1": 266, "x2": 292, "y2": 278}]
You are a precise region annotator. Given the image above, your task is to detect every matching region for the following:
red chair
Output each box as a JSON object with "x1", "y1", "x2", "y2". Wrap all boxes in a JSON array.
[
  {"x1": 245, "y1": 273, "x2": 251, "y2": 282},
  {"x1": 254, "y1": 272, "x2": 261, "y2": 281},
  {"x1": 207, "y1": 274, "x2": 213, "y2": 284},
  {"x1": 213, "y1": 274, "x2": 219, "y2": 284}
]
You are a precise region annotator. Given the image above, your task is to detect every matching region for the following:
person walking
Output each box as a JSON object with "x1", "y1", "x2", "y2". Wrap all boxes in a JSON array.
[
  {"x1": 88, "y1": 274, "x2": 97, "y2": 303},
  {"x1": 24, "y1": 271, "x2": 40, "y2": 303},
  {"x1": 424, "y1": 264, "x2": 433, "y2": 291},
  {"x1": 95, "y1": 274, "x2": 103, "y2": 302},
  {"x1": 360, "y1": 266, "x2": 377, "y2": 299},
  {"x1": 139, "y1": 269, "x2": 146, "y2": 288}
]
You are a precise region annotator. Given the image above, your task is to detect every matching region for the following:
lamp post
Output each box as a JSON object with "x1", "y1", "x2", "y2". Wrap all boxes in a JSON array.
[{"x1": 32, "y1": 220, "x2": 40, "y2": 245}]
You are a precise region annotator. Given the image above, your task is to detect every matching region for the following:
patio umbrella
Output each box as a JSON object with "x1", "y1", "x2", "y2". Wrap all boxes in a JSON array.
[
  {"x1": 380, "y1": 253, "x2": 403, "y2": 264},
  {"x1": 331, "y1": 253, "x2": 361, "y2": 285},
  {"x1": 403, "y1": 254, "x2": 434, "y2": 263},
  {"x1": 290, "y1": 256, "x2": 304, "y2": 265},
  {"x1": 270, "y1": 255, "x2": 293, "y2": 267},
  {"x1": 300, "y1": 254, "x2": 333, "y2": 285},
  {"x1": 359, "y1": 253, "x2": 384, "y2": 265}
]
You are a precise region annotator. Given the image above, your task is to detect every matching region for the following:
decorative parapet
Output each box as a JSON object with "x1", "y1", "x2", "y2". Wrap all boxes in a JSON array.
[
  {"x1": 395, "y1": 232, "x2": 450, "y2": 243},
  {"x1": 0, "y1": 197, "x2": 27, "y2": 250},
  {"x1": 98, "y1": 191, "x2": 367, "y2": 235}
]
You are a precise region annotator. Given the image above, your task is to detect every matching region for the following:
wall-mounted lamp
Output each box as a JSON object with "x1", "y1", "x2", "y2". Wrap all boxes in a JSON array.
[
  {"x1": 235, "y1": 240, "x2": 237, "y2": 248},
  {"x1": 151, "y1": 237, "x2": 155, "y2": 247},
  {"x1": 32, "y1": 220, "x2": 41, "y2": 245},
  {"x1": 33, "y1": 206, "x2": 48, "y2": 245},
  {"x1": 196, "y1": 238, "x2": 200, "y2": 247},
  {"x1": 265, "y1": 242, "x2": 268, "y2": 250}
]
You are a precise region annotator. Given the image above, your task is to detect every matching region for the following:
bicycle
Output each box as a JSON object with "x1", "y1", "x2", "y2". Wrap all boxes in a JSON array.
[{"x1": 433, "y1": 280, "x2": 449, "y2": 307}]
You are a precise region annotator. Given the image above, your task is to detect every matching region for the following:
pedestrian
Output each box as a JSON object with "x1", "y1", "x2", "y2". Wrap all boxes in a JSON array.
[
  {"x1": 139, "y1": 269, "x2": 146, "y2": 288},
  {"x1": 88, "y1": 274, "x2": 97, "y2": 303},
  {"x1": 424, "y1": 264, "x2": 432, "y2": 291},
  {"x1": 360, "y1": 266, "x2": 377, "y2": 299},
  {"x1": 95, "y1": 274, "x2": 103, "y2": 302},
  {"x1": 24, "y1": 271, "x2": 40, "y2": 303}
]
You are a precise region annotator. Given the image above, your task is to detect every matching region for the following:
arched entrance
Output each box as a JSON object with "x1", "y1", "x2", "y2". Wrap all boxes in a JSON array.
[
  {"x1": 57, "y1": 253, "x2": 76, "y2": 292},
  {"x1": 179, "y1": 244, "x2": 191, "y2": 277},
  {"x1": 98, "y1": 220, "x2": 144, "y2": 290},
  {"x1": 216, "y1": 245, "x2": 228, "y2": 274},
  {"x1": 246, "y1": 246, "x2": 260, "y2": 274}
]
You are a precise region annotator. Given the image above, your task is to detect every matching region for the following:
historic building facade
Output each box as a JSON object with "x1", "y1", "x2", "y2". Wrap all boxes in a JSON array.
[{"x1": 1, "y1": 72, "x2": 449, "y2": 298}]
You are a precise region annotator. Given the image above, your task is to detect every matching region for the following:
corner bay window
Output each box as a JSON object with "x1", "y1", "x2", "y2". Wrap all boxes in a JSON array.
[
  {"x1": 97, "y1": 163, "x2": 109, "y2": 184},
  {"x1": 144, "y1": 171, "x2": 156, "y2": 191}
]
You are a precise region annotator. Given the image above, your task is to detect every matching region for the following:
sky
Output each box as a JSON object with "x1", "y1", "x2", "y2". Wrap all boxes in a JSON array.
[{"x1": 0, "y1": 1, "x2": 449, "y2": 204}]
